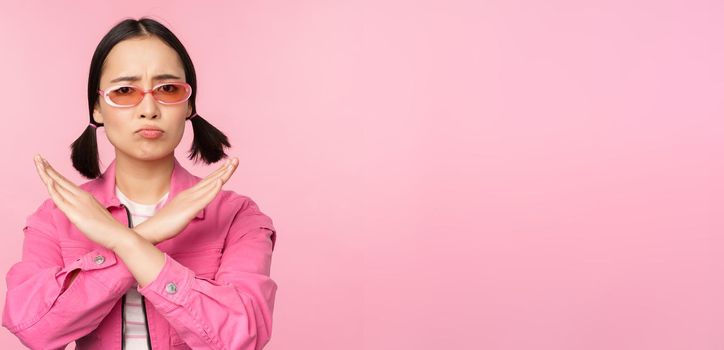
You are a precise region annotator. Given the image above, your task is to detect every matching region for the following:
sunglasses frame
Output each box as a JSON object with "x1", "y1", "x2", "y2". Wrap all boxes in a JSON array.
[{"x1": 97, "y1": 82, "x2": 193, "y2": 108}]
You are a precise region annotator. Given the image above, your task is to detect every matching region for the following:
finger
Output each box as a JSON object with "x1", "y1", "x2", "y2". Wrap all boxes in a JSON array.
[
  {"x1": 200, "y1": 177, "x2": 228, "y2": 203},
  {"x1": 196, "y1": 178, "x2": 224, "y2": 203},
  {"x1": 192, "y1": 160, "x2": 237, "y2": 193},
  {"x1": 207, "y1": 178, "x2": 224, "y2": 199},
  {"x1": 34, "y1": 155, "x2": 51, "y2": 186},
  {"x1": 41, "y1": 158, "x2": 82, "y2": 196},
  {"x1": 41, "y1": 157, "x2": 79, "y2": 191},
  {"x1": 217, "y1": 158, "x2": 239, "y2": 184},
  {"x1": 50, "y1": 176, "x2": 80, "y2": 206},
  {"x1": 185, "y1": 176, "x2": 222, "y2": 204},
  {"x1": 192, "y1": 158, "x2": 236, "y2": 191},
  {"x1": 46, "y1": 178, "x2": 69, "y2": 210},
  {"x1": 195, "y1": 158, "x2": 232, "y2": 187},
  {"x1": 47, "y1": 179, "x2": 79, "y2": 223},
  {"x1": 210, "y1": 157, "x2": 238, "y2": 184},
  {"x1": 210, "y1": 161, "x2": 237, "y2": 187}
]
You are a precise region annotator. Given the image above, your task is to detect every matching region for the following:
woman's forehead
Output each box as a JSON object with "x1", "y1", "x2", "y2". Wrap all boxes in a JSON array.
[{"x1": 101, "y1": 36, "x2": 185, "y2": 84}]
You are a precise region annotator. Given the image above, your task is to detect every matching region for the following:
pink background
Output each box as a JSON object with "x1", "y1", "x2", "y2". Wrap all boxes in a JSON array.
[{"x1": 1, "y1": 0, "x2": 723, "y2": 349}]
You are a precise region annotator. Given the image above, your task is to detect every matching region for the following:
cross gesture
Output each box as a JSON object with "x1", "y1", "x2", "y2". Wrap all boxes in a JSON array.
[{"x1": 34, "y1": 155, "x2": 240, "y2": 249}]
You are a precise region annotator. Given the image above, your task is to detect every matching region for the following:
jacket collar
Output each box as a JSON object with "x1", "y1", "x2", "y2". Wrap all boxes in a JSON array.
[{"x1": 86, "y1": 157, "x2": 205, "y2": 219}]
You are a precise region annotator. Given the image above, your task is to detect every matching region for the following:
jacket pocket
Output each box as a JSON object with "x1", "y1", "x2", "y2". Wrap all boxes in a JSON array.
[
  {"x1": 59, "y1": 240, "x2": 94, "y2": 266},
  {"x1": 171, "y1": 246, "x2": 222, "y2": 279}
]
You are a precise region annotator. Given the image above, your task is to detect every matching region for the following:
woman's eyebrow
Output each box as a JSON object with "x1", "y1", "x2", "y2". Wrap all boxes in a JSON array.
[{"x1": 109, "y1": 74, "x2": 182, "y2": 83}]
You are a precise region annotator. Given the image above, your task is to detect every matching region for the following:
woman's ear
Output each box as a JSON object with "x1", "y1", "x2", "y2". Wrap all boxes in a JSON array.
[{"x1": 93, "y1": 104, "x2": 104, "y2": 124}]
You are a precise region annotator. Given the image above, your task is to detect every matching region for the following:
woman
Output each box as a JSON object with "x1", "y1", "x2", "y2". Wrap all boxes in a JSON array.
[{"x1": 1, "y1": 17, "x2": 278, "y2": 350}]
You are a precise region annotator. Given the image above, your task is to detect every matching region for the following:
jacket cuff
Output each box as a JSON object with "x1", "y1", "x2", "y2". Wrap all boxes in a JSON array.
[
  {"x1": 78, "y1": 247, "x2": 136, "y2": 295},
  {"x1": 136, "y1": 252, "x2": 194, "y2": 313}
]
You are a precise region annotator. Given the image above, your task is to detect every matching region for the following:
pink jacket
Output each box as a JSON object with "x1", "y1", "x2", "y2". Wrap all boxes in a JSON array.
[{"x1": 2, "y1": 157, "x2": 278, "y2": 350}]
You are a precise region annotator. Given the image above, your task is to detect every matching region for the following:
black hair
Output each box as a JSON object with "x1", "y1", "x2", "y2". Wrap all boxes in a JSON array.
[{"x1": 70, "y1": 17, "x2": 230, "y2": 179}]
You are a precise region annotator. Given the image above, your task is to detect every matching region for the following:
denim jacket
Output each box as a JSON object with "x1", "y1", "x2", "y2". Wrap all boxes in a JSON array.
[{"x1": 2, "y1": 157, "x2": 278, "y2": 349}]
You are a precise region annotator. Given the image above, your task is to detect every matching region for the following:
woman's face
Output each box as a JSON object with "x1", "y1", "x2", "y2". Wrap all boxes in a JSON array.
[{"x1": 93, "y1": 35, "x2": 193, "y2": 161}]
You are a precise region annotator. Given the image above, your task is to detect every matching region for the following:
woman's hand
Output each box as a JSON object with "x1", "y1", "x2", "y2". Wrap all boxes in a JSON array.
[
  {"x1": 33, "y1": 155, "x2": 129, "y2": 250},
  {"x1": 133, "y1": 157, "x2": 239, "y2": 245}
]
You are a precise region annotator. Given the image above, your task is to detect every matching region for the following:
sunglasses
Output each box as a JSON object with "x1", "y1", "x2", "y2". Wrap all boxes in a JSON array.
[{"x1": 97, "y1": 82, "x2": 192, "y2": 108}]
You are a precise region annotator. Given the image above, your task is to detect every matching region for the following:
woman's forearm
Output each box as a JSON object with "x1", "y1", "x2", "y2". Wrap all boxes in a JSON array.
[
  {"x1": 131, "y1": 221, "x2": 159, "y2": 245},
  {"x1": 109, "y1": 227, "x2": 166, "y2": 288}
]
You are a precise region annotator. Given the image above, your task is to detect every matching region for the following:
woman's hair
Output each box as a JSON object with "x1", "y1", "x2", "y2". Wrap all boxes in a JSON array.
[{"x1": 70, "y1": 17, "x2": 230, "y2": 179}]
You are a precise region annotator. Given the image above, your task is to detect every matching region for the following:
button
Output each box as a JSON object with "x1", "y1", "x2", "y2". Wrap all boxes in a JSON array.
[
  {"x1": 166, "y1": 282, "x2": 177, "y2": 294},
  {"x1": 94, "y1": 255, "x2": 105, "y2": 265}
]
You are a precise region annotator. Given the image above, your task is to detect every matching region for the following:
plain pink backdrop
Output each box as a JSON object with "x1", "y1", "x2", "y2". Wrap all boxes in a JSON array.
[{"x1": 1, "y1": 0, "x2": 723, "y2": 349}]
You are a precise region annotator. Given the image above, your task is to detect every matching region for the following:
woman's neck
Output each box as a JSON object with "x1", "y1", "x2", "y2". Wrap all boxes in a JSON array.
[{"x1": 114, "y1": 152, "x2": 174, "y2": 205}]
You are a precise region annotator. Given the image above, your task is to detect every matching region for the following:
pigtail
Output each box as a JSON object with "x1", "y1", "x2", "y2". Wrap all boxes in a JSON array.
[
  {"x1": 70, "y1": 123, "x2": 102, "y2": 179},
  {"x1": 187, "y1": 113, "x2": 231, "y2": 164}
]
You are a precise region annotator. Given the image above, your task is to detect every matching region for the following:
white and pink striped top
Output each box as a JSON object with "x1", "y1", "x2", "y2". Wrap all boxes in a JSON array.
[{"x1": 115, "y1": 186, "x2": 169, "y2": 350}]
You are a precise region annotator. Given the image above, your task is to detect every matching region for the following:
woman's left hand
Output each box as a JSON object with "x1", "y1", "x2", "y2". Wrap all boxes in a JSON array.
[{"x1": 33, "y1": 154, "x2": 129, "y2": 250}]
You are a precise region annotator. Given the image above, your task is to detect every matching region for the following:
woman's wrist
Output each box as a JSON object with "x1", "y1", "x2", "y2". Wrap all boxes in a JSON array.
[
  {"x1": 109, "y1": 226, "x2": 166, "y2": 288},
  {"x1": 132, "y1": 222, "x2": 158, "y2": 245},
  {"x1": 109, "y1": 226, "x2": 144, "y2": 252}
]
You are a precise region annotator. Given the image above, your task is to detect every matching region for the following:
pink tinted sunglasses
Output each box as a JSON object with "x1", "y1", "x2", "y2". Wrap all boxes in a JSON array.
[{"x1": 97, "y1": 82, "x2": 192, "y2": 108}]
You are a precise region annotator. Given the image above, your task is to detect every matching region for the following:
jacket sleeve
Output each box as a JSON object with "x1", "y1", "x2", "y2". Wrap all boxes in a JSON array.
[
  {"x1": 1, "y1": 199, "x2": 137, "y2": 350},
  {"x1": 137, "y1": 197, "x2": 278, "y2": 350}
]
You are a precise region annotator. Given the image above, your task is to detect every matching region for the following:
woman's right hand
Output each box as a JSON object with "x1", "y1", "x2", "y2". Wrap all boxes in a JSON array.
[{"x1": 133, "y1": 157, "x2": 239, "y2": 245}]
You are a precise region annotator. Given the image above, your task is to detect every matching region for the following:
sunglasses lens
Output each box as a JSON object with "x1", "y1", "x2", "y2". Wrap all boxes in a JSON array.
[
  {"x1": 107, "y1": 86, "x2": 142, "y2": 106},
  {"x1": 153, "y1": 83, "x2": 191, "y2": 104}
]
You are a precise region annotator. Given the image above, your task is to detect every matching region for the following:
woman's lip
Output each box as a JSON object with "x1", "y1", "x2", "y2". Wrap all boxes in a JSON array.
[{"x1": 138, "y1": 129, "x2": 164, "y2": 139}]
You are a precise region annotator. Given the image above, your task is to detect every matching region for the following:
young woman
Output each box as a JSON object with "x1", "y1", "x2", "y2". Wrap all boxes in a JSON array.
[{"x1": 1, "y1": 17, "x2": 278, "y2": 350}]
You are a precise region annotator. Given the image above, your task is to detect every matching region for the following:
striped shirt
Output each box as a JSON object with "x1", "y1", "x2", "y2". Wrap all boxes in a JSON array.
[{"x1": 115, "y1": 186, "x2": 169, "y2": 349}]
